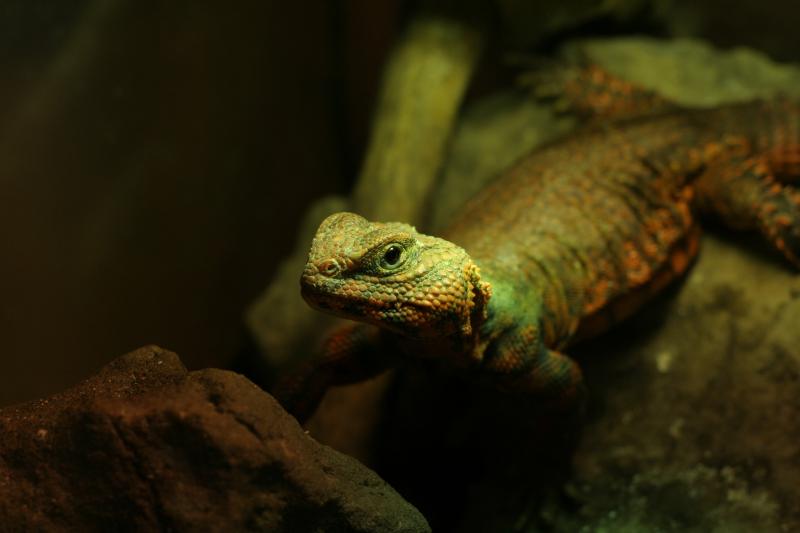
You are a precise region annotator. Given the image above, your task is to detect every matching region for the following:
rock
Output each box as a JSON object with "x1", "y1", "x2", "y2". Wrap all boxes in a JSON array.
[
  {"x1": 565, "y1": 37, "x2": 800, "y2": 105},
  {"x1": 0, "y1": 346, "x2": 430, "y2": 533},
  {"x1": 552, "y1": 232, "x2": 800, "y2": 531}
]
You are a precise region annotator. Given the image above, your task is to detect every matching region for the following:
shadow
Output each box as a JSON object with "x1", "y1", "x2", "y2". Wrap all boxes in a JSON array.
[{"x1": 374, "y1": 364, "x2": 583, "y2": 532}]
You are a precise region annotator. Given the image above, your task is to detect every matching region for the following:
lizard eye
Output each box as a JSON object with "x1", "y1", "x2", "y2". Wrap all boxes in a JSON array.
[{"x1": 380, "y1": 244, "x2": 405, "y2": 269}]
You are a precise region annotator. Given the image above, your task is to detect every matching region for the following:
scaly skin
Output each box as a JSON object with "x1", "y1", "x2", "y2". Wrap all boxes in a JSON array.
[{"x1": 278, "y1": 97, "x2": 800, "y2": 423}]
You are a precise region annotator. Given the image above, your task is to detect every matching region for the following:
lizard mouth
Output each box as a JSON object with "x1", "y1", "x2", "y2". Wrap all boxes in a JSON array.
[
  {"x1": 299, "y1": 279, "x2": 335, "y2": 310},
  {"x1": 300, "y1": 277, "x2": 375, "y2": 319},
  {"x1": 300, "y1": 277, "x2": 426, "y2": 334}
]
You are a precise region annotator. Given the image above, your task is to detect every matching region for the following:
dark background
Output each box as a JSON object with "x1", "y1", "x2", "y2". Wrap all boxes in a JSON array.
[
  {"x1": 0, "y1": 0, "x2": 400, "y2": 406},
  {"x1": 1, "y1": 0, "x2": 798, "y2": 407}
]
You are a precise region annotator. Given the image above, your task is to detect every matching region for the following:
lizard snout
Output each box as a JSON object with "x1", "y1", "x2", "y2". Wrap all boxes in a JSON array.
[
  {"x1": 301, "y1": 258, "x2": 342, "y2": 290},
  {"x1": 300, "y1": 262, "x2": 318, "y2": 285}
]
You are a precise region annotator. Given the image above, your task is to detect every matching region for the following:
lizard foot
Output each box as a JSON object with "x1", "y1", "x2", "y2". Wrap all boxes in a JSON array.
[
  {"x1": 272, "y1": 323, "x2": 390, "y2": 424},
  {"x1": 481, "y1": 324, "x2": 587, "y2": 413}
]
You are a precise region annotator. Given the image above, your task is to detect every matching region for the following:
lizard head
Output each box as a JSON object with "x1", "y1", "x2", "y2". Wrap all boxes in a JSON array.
[{"x1": 300, "y1": 212, "x2": 491, "y2": 339}]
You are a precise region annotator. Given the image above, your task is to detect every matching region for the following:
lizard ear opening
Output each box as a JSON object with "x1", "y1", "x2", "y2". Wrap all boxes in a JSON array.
[{"x1": 462, "y1": 262, "x2": 492, "y2": 337}]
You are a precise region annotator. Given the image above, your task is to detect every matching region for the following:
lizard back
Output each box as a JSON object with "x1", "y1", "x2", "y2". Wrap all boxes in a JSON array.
[{"x1": 442, "y1": 100, "x2": 799, "y2": 347}]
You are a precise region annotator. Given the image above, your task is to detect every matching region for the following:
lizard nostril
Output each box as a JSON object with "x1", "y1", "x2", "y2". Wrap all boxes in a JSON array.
[{"x1": 318, "y1": 259, "x2": 341, "y2": 277}]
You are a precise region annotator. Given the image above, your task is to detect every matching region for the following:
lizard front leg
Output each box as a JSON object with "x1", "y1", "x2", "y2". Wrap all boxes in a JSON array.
[
  {"x1": 481, "y1": 323, "x2": 586, "y2": 411},
  {"x1": 273, "y1": 323, "x2": 393, "y2": 423}
]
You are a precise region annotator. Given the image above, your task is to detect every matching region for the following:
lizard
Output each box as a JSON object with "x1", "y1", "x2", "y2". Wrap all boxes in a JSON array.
[{"x1": 276, "y1": 66, "x2": 800, "y2": 423}]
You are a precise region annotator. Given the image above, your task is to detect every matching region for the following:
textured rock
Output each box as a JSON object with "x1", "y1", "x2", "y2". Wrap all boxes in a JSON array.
[
  {"x1": 565, "y1": 37, "x2": 800, "y2": 105},
  {"x1": 554, "y1": 233, "x2": 800, "y2": 531},
  {"x1": 0, "y1": 346, "x2": 430, "y2": 532}
]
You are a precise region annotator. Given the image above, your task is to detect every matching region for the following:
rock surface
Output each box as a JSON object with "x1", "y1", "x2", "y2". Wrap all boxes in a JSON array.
[
  {"x1": 0, "y1": 346, "x2": 430, "y2": 532},
  {"x1": 556, "y1": 232, "x2": 800, "y2": 532}
]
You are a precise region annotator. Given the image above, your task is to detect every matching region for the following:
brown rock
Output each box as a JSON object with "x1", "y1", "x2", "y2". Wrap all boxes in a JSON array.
[{"x1": 0, "y1": 346, "x2": 430, "y2": 532}]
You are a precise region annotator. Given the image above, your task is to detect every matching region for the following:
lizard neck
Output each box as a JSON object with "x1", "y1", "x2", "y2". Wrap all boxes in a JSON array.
[
  {"x1": 402, "y1": 257, "x2": 493, "y2": 367},
  {"x1": 470, "y1": 258, "x2": 551, "y2": 347}
]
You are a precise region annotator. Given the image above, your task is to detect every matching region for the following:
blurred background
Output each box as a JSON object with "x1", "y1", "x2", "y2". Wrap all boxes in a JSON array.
[
  {"x1": 1, "y1": 0, "x2": 799, "y2": 407},
  {"x1": 0, "y1": 0, "x2": 400, "y2": 405}
]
